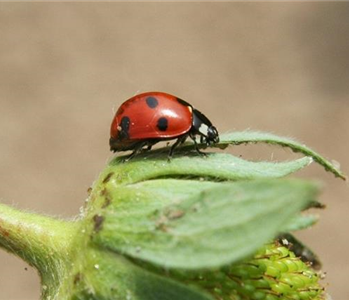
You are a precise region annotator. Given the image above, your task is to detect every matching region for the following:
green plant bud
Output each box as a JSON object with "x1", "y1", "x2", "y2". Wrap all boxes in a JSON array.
[
  {"x1": 177, "y1": 242, "x2": 324, "y2": 300},
  {"x1": 0, "y1": 132, "x2": 343, "y2": 300}
]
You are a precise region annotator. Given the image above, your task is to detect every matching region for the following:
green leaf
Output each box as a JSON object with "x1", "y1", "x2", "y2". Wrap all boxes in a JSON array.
[
  {"x1": 58, "y1": 248, "x2": 213, "y2": 300},
  {"x1": 214, "y1": 131, "x2": 345, "y2": 180},
  {"x1": 282, "y1": 214, "x2": 319, "y2": 232},
  {"x1": 92, "y1": 179, "x2": 317, "y2": 270},
  {"x1": 103, "y1": 153, "x2": 312, "y2": 185}
]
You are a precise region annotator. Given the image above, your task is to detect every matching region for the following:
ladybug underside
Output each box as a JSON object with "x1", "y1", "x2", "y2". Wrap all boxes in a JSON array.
[
  {"x1": 110, "y1": 136, "x2": 181, "y2": 152},
  {"x1": 110, "y1": 130, "x2": 207, "y2": 161}
]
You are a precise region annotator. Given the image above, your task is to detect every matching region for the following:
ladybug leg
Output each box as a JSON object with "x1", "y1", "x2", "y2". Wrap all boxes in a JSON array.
[
  {"x1": 190, "y1": 134, "x2": 207, "y2": 157},
  {"x1": 136, "y1": 140, "x2": 159, "y2": 155},
  {"x1": 168, "y1": 135, "x2": 188, "y2": 160},
  {"x1": 139, "y1": 143, "x2": 152, "y2": 152},
  {"x1": 124, "y1": 142, "x2": 148, "y2": 162},
  {"x1": 145, "y1": 140, "x2": 158, "y2": 152}
]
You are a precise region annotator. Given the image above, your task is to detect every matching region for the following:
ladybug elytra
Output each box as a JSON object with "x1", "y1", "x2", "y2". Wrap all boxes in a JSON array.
[{"x1": 109, "y1": 92, "x2": 219, "y2": 159}]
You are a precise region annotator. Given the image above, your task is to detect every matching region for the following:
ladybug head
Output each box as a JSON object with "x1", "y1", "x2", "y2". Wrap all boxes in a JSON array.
[
  {"x1": 192, "y1": 109, "x2": 219, "y2": 145},
  {"x1": 206, "y1": 125, "x2": 219, "y2": 145}
]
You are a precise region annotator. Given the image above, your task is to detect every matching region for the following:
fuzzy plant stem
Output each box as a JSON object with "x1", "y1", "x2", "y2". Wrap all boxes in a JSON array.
[{"x1": 0, "y1": 203, "x2": 78, "y2": 296}]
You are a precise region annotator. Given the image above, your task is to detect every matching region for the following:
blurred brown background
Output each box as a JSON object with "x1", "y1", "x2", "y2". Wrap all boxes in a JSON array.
[{"x1": 0, "y1": 3, "x2": 348, "y2": 300}]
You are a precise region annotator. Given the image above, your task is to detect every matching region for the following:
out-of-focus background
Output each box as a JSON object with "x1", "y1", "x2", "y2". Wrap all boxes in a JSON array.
[{"x1": 0, "y1": 3, "x2": 348, "y2": 299}]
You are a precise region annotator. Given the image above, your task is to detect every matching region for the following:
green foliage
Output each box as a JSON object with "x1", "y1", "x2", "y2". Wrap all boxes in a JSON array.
[
  {"x1": 104, "y1": 153, "x2": 313, "y2": 184},
  {"x1": 149, "y1": 241, "x2": 324, "y2": 300},
  {"x1": 0, "y1": 131, "x2": 344, "y2": 300},
  {"x1": 216, "y1": 131, "x2": 345, "y2": 179},
  {"x1": 92, "y1": 179, "x2": 317, "y2": 269}
]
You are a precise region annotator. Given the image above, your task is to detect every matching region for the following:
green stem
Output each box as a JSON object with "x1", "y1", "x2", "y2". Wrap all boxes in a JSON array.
[{"x1": 0, "y1": 203, "x2": 79, "y2": 297}]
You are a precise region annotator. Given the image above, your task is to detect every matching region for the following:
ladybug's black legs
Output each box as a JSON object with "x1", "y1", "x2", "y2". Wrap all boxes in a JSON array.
[
  {"x1": 190, "y1": 134, "x2": 207, "y2": 156},
  {"x1": 167, "y1": 134, "x2": 207, "y2": 160},
  {"x1": 146, "y1": 140, "x2": 158, "y2": 151},
  {"x1": 168, "y1": 135, "x2": 188, "y2": 159},
  {"x1": 123, "y1": 140, "x2": 159, "y2": 162},
  {"x1": 124, "y1": 142, "x2": 148, "y2": 161}
]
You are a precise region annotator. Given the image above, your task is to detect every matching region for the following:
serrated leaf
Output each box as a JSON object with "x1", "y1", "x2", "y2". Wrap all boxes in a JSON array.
[
  {"x1": 92, "y1": 179, "x2": 317, "y2": 270},
  {"x1": 103, "y1": 153, "x2": 312, "y2": 185},
  {"x1": 214, "y1": 131, "x2": 345, "y2": 180}
]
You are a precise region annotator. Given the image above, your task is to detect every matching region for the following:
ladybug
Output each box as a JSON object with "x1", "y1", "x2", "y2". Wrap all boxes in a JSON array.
[{"x1": 109, "y1": 92, "x2": 219, "y2": 159}]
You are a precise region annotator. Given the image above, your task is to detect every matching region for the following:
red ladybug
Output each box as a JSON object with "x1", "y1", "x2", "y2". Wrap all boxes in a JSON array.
[{"x1": 110, "y1": 92, "x2": 219, "y2": 159}]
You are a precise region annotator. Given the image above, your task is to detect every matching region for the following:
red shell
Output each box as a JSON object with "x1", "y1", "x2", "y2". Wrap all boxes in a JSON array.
[{"x1": 110, "y1": 92, "x2": 193, "y2": 141}]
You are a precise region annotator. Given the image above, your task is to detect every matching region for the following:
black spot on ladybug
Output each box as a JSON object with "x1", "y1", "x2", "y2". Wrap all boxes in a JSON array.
[
  {"x1": 157, "y1": 117, "x2": 168, "y2": 131},
  {"x1": 146, "y1": 96, "x2": 158, "y2": 108},
  {"x1": 93, "y1": 214, "x2": 104, "y2": 232},
  {"x1": 119, "y1": 116, "x2": 130, "y2": 139},
  {"x1": 121, "y1": 116, "x2": 130, "y2": 130}
]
